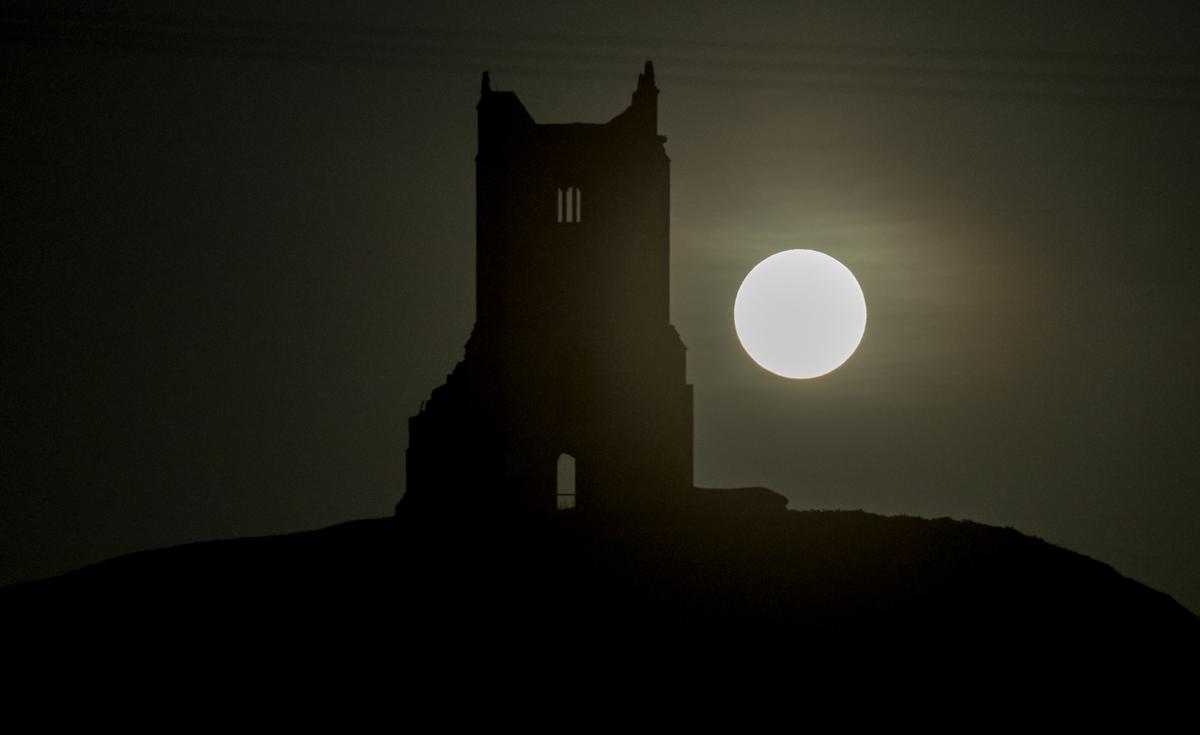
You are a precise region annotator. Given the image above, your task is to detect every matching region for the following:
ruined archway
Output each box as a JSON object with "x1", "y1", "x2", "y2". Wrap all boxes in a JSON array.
[{"x1": 556, "y1": 453, "x2": 576, "y2": 510}]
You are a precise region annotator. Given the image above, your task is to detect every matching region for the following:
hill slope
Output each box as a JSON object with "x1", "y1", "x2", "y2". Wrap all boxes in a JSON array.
[{"x1": 5, "y1": 488, "x2": 1197, "y2": 657}]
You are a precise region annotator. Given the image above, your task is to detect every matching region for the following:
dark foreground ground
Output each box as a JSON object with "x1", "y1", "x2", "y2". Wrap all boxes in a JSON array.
[{"x1": 5, "y1": 487, "x2": 1197, "y2": 669}]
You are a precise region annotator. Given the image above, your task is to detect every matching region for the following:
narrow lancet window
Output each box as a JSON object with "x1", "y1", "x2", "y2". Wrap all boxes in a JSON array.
[{"x1": 556, "y1": 187, "x2": 582, "y2": 223}]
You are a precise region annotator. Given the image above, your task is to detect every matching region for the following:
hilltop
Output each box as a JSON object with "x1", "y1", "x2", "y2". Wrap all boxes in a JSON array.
[{"x1": 5, "y1": 487, "x2": 1197, "y2": 661}]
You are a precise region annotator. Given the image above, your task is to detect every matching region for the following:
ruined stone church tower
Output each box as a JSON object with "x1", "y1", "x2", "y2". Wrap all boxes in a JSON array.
[{"x1": 402, "y1": 62, "x2": 693, "y2": 517}]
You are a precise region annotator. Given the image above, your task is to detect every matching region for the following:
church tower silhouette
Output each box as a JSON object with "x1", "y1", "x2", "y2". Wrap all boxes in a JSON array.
[{"x1": 402, "y1": 62, "x2": 694, "y2": 518}]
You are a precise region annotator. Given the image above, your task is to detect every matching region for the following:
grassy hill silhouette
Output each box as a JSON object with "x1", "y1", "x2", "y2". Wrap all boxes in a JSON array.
[{"x1": 6, "y1": 485, "x2": 1196, "y2": 658}]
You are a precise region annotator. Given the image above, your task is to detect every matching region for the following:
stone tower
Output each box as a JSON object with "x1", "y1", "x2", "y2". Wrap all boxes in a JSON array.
[{"x1": 402, "y1": 62, "x2": 693, "y2": 518}]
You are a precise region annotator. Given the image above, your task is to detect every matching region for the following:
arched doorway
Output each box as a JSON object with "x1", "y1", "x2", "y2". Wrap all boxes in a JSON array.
[{"x1": 556, "y1": 453, "x2": 576, "y2": 510}]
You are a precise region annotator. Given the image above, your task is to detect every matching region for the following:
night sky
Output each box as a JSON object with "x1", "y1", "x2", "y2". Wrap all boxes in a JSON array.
[{"x1": 3, "y1": 2, "x2": 1198, "y2": 613}]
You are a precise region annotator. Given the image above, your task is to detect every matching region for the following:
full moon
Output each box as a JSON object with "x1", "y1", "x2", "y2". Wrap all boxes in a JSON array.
[{"x1": 734, "y1": 249, "x2": 867, "y2": 379}]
